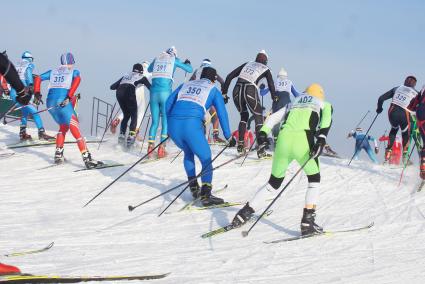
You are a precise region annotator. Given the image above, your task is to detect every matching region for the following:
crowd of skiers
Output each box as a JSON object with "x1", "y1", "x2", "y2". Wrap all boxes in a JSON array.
[{"x1": 1, "y1": 47, "x2": 424, "y2": 276}]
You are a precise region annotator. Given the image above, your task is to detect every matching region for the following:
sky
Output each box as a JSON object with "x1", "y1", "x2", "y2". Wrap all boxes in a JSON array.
[{"x1": 2, "y1": 0, "x2": 425, "y2": 158}]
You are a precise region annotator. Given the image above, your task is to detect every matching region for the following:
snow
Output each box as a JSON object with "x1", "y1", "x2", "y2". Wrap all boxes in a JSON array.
[{"x1": 1, "y1": 124, "x2": 425, "y2": 283}]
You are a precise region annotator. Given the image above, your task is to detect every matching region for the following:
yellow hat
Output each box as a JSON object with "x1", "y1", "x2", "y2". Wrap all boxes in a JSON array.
[{"x1": 304, "y1": 83, "x2": 325, "y2": 100}]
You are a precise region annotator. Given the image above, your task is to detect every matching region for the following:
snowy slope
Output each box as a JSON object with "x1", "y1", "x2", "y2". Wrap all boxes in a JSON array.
[{"x1": 1, "y1": 124, "x2": 425, "y2": 284}]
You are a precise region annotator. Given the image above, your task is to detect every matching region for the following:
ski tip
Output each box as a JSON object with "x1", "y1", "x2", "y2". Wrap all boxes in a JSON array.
[
  {"x1": 241, "y1": 231, "x2": 249, "y2": 238},
  {"x1": 128, "y1": 205, "x2": 135, "y2": 212}
]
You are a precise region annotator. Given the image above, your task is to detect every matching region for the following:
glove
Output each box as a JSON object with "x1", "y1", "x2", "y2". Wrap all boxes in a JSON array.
[
  {"x1": 375, "y1": 147, "x2": 379, "y2": 154},
  {"x1": 76, "y1": 93, "x2": 81, "y2": 100},
  {"x1": 310, "y1": 136, "x2": 326, "y2": 158},
  {"x1": 227, "y1": 136, "x2": 237, "y2": 147},
  {"x1": 184, "y1": 59, "x2": 191, "y2": 65},
  {"x1": 33, "y1": 92, "x2": 43, "y2": 105},
  {"x1": 223, "y1": 94, "x2": 229, "y2": 104},
  {"x1": 16, "y1": 87, "x2": 32, "y2": 105},
  {"x1": 376, "y1": 105, "x2": 383, "y2": 114},
  {"x1": 257, "y1": 131, "x2": 269, "y2": 147},
  {"x1": 60, "y1": 97, "x2": 70, "y2": 107},
  {"x1": 259, "y1": 83, "x2": 265, "y2": 90}
]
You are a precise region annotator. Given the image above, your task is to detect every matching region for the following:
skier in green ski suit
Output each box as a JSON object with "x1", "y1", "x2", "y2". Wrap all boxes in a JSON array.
[{"x1": 231, "y1": 83, "x2": 333, "y2": 236}]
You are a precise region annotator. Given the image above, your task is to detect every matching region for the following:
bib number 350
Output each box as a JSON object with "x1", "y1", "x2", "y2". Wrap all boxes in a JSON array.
[{"x1": 186, "y1": 86, "x2": 202, "y2": 95}]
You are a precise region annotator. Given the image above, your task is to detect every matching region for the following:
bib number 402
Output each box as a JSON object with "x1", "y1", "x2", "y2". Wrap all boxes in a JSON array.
[{"x1": 297, "y1": 96, "x2": 313, "y2": 103}]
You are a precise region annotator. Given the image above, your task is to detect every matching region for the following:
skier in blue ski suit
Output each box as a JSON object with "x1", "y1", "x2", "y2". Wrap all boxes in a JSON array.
[
  {"x1": 166, "y1": 67, "x2": 235, "y2": 206},
  {"x1": 348, "y1": 128, "x2": 379, "y2": 163},
  {"x1": 9, "y1": 51, "x2": 51, "y2": 140},
  {"x1": 147, "y1": 46, "x2": 193, "y2": 158}
]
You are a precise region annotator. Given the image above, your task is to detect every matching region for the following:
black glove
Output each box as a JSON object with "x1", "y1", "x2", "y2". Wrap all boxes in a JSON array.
[
  {"x1": 310, "y1": 136, "x2": 326, "y2": 158},
  {"x1": 60, "y1": 97, "x2": 70, "y2": 107},
  {"x1": 33, "y1": 92, "x2": 43, "y2": 105},
  {"x1": 376, "y1": 105, "x2": 383, "y2": 114},
  {"x1": 375, "y1": 147, "x2": 379, "y2": 154},
  {"x1": 227, "y1": 136, "x2": 237, "y2": 147},
  {"x1": 223, "y1": 94, "x2": 229, "y2": 104},
  {"x1": 184, "y1": 59, "x2": 191, "y2": 65},
  {"x1": 76, "y1": 93, "x2": 81, "y2": 100},
  {"x1": 259, "y1": 83, "x2": 265, "y2": 90},
  {"x1": 16, "y1": 87, "x2": 32, "y2": 105}
]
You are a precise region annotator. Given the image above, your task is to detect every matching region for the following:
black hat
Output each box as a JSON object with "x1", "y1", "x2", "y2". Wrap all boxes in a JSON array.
[
  {"x1": 404, "y1": 75, "x2": 417, "y2": 88},
  {"x1": 200, "y1": 67, "x2": 217, "y2": 82},
  {"x1": 133, "y1": 63, "x2": 143, "y2": 73}
]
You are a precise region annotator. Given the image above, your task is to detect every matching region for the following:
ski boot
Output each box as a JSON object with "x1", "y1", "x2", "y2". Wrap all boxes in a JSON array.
[
  {"x1": 147, "y1": 142, "x2": 155, "y2": 159},
  {"x1": 118, "y1": 133, "x2": 125, "y2": 145},
  {"x1": 110, "y1": 118, "x2": 120, "y2": 134},
  {"x1": 19, "y1": 126, "x2": 32, "y2": 141},
  {"x1": 54, "y1": 147, "x2": 64, "y2": 164},
  {"x1": 158, "y1": 144, "x2": 167, "y2": 158},
  {"x1": 257, "y1": 144, "x2": 272, "y2": 159},
  {"x1": 126, "y1": 131, "x2": 136, "y2": 148},
  {"x1": 231, "y1": 202, "x2": 255, "y2": 228},
  {"x1": 213, "y1": 131, "x2": 226, "y2": 144},
  {"x1": 383, "y1": 148, "x2": 392, "y2": 164},
  {"x1": 200, "y1": 183, "x2": 224, "y2": 206},
  {"x1": 82, "y1": 151, "x2": 103, "y2": 169},
  {"x1": 188, "y1": 177, "x2": 200, "y2": 199},
  {"x1": 420, "y1": 157, "x2": 425, "y2": 179},
  {"x1": 300, "y1": 208, "x2": 323, "y2": 236},
  {"x1": 38, "y1": 128, "x2": 55, "y2": 141},
  {"x1": 237, "y1": 141, "x2": 246, "y2": 154},
  {"x1": 0, "y1": 263, "x2": 21, "y2": 276}
]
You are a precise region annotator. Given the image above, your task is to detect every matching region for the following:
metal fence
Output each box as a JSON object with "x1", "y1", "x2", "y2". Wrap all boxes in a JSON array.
[{"x1": 90, "y1": 96, "x2": 114, "y2": 137}]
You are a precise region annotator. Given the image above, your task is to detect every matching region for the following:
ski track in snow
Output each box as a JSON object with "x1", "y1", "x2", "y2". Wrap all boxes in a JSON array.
[{"x1": 1, "y1": 125, "x2": 425, "y2": 283}]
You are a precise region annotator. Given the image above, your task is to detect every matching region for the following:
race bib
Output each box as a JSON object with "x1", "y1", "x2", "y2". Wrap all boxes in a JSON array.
[
  {"x1": 15, "y1": 60, "x2": 30, "y2": 82},
  {"x1": 275, "y1": 78, "x2": 292, "y2": 92},
  {"x1": 176, "y1": 80, "x2": 214, "y2": 113},
  {"x1": 290, "y1": 94, "x2": 323, "y2": 114},
  {"x1": 391, "y1": 85, "x2": 417, "y2": 109},
  {"x1": 238, "y1": 61, "x2": 269, "y2": 84},
  {"x1": 48, "y1": 66, "x2": 73, "y2": 89},
  {"x1": 152, "y1": 53, "x2": 175, "y2": 79},
  {"x1": 120, "y1": 72, "x2": 144, "y2": 86}
]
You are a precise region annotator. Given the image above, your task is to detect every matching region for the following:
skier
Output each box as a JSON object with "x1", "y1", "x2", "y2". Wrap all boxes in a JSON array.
[
  {"x1": 34, "y1": 52, "x2": 102, "y2": 168},
  {"x1": 190, "y1": 59, "x2": 227, "y2": 144},
  {"x1": 9, "y1": 51, "x2": 53, "y2": 141},
  {"x1": 147, "y1": 46, "x2": 193, "y2": 158},
  {"x1": 347, "y1": 127, "x2": 379, "y2": 164},
  {"x1": 376, "y1": 76, "x2": 418, "y2": 164},
  {"x1": 110, "y1": 61, "x2": 151, "y2": 138},
  {"x1": 166, "y1": 67, "x2": 235, "y2": 206},
  {"x1": 232, "y1": 129, "x2": 254, "y2": 149},
  {"x1": 231, "y1": 83, "x2": 333, "y2": 236},
  {"x1": 409, "y1": 85, "x2": 425, "y2": 178},
  {"x1": 110, "y1": 63, "x2": 151, "y2": 147},
  {"x1": 221, "y1": 50, "x2": 276, "y2": 157},
  {"x1": 379, "y1": 135, "x2": 402, "y2": 165},
  {"x1": 0, "y1": 263, "x2": 20, "y2": 276},
  {"x1": 0, "y1": 51, "x2": 32, "y2": 105}
]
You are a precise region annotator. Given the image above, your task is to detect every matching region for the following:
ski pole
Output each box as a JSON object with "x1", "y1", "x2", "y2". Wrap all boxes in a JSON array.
[
  {"x1": 348, "y1": 113, "x2": 379, "y2": 166},
  {"x1": 240, "y1": 137, "x2": 258, "y2": 167},
  {"x1": 398, "y1": 143, "x2": 416, "y2": 187},
  {"x1": 3, "y1": 104, "x2": 58, "y2": 125},
  {"x1": 135, "y1": 102, "x2": 150, "y2": 140},
  {"x1": 242, "y1": 155, "x2": 313, "y2": 237},
  {"x1": 355, "y1": 110, "x2": 370, "y2": 129},
  {"x1": 97, "y1": 101, "x2": 117, "y2": 150},
  {"x1": 139, "y1": 116, "x2": 151, "y2": 154},
  {"x1": 158, "y1": 144, "x2": 230, "y2": 216},
  {"x1": 129, "y1": 151, "x2": 244, "y2": 212},
  {"x1": 171, "y1": 117, "x2": 216, "y2": 164},
  {"x1": 83, "y1": 137, "x2": 169, "y2": 208}
]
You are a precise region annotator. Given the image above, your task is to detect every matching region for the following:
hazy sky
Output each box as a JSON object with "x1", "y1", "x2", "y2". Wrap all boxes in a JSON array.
[{"x1": 2, "y1": 0, "x2": 425, "y2": 158}]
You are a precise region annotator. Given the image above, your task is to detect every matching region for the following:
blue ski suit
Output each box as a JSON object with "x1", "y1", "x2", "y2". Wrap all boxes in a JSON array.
[
  {"x1": 351, "y1": 131, "x2": 378, "y2": 163},
  {"x1": 166, "y1": 79, "x2": 231, "y2": 184},
  {"x1": 147, "y1": 53, "x2": 192, "y2": 144},
  {"x1": 9, "y1": 59, "x2": 44, "y2": 129}
]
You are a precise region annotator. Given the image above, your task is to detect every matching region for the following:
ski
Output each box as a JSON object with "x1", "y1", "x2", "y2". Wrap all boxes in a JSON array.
[
  {"x1": 201, "y1": 211, "x2": 273, "y2": 239},
  {"x1": 178, "y1": 184, "x2": 228, "y2": 212},
  {"x1": 7, "y1": 139, "x2": 102, "y2": 149},
  {"x1": 3, "y1": 242, "x2": 54, "y2": 257},
  {"x1": 0, "y1": 273, "x2": 169, "y2": 283},
  {"x1": 264, "y1": 222, "x2": 374, "y2": 244},
  {"x1": 37, "y1": 160, "x2": 67, "y2": 170},
  {"x1": 74, "y1": 162, "x2": 125, "y2": 172},
  {"x1": 188, "y1": 201, "x2": 242, "y2": 211},
  {"x1": 417, "y1": 180, "x2": 425, "y2": 192}
]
